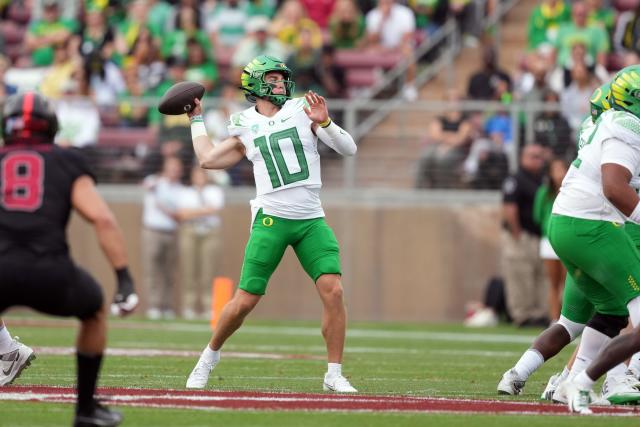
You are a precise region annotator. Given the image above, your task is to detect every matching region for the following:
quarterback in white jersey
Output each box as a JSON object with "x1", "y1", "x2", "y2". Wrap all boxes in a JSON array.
[{"x1": 184, "y1": 55, "x2": 358, "y2": 393}]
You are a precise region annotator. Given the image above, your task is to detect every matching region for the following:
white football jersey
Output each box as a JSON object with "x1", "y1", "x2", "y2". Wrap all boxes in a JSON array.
[
  {"x1": 227, "y1": 97, "x2": 324, "y2": 220},
  {"x1": 553, "y1": 109, "x2": 640, "y2": 222}
]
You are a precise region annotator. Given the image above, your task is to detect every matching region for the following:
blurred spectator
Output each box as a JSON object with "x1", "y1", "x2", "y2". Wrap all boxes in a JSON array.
[
  {"x1": 364, "y1": 0, "x2": 418, "y2": 101},
  {"x1": 176, "y1": 166, "x2": 225, "y2": 319},
  {"x1": 31, "y1": 0, "x2": 78, "y2": 21},
  {"x1": 0, "y1": 55, "x2": 17, "y2": 97},
  {"x1": 25, "y1": 0, "x2": 80, "y2": 67},
  {"x1": 246, "y1": 0, "x2": 277, "y2": 18},
  {"x1": 614, "y1": 5, "x2": 640, "y2": 55},
  {"x1": 552, "y1": 1, "x2": 609, "y2": 78},
  {"x1": 204, "y1": 82, "x2": 244, "y2": 142},
  {"x1": 527, "y1": 0, "x2": 571, "y2": 52},
  {"x1": 147, "y1": 56, "x2": 194, "y2": 175},
  {"x1": 286, "y1": 28, "x2": 323, "y2": 94},
  {"x1": 185, "y1": 38, "x2": 218, "y2": 92},
  {"x1": 141, "y1": 156, "x2": 184, "y2": 320},
  {"x1": 162, "y1": 5, "x2": 212, "y2": 60},
  {"x1": 409, "y1": 0, "x2": 449, "y2": 38},
  {"x1": 317, "y1": 45, "x2": 348, "y2": 98},
  {"x1": 39, "y1": 39, "x2": 80, "y2": 99},
  {"x1": 560, "y1": 61, "x2": 599, "y2": 132},
  {"x1": 415, "y1": 90, "x2": 473, "y2": 188},
  {"x1": 205, "y1": 0, "x2": 249, "y2": 49},
  {"x1": 300, "y1": 0, "x2": 336, "y2": 29},
  {"x1": 532, "y1": 89, "x2": 573, "y2": 160},
  {"x1": 585, "y1": 0, "x2": 614, "y2": 40},
  {"x1": 55, "y1": 69, "x2": 101, "y2": 149},
  {"x1": 231, "y1": 16, "x2": 289, "y2": 74},
  {"x1": 467, "y1": 45, "x2": 512, "y2": 101},
  {"x1": 329, "y1": 0, "x2": 366, "y2": 49},
  {"x1": 449, "y1": 0, "x2": 480, "y2": 46},
  {"x1": 126, "y1": 28, "x2": 165, "y2": 92},
  {"x1": 532, "y1": 157, "x2": 568, "y2": 322},
  {"x1": 147, "y1": 0, "x2": 173, "y2": 37},
  {"x1": 514, "y1": 52, "x2": 551, "y2": 102},
  {"x1": 118, "y1": 63, "x2": 149, "y2": 127},
  {"x1": 272, "y1": 0, "x2": 324, "y2": 50},
  {"x1": 501, "y1": 143, "x2": 548, "y2": 327},
  {"x1": 114, "y1": 0, "x2": 150, "y2": 61}
]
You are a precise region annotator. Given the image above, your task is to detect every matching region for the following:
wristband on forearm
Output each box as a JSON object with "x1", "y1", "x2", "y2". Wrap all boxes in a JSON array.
[
  {"x1": 190, "y1": 115, "x2": 207, "y2": 138},
  {"x1": 319, "y1": 117, "x2": 332, "y2": 128}
]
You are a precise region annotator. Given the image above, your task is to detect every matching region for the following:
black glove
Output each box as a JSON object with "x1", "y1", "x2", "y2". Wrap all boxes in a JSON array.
[{"x1": 111, "y1": 267, "x2": 139, "y2": 316}]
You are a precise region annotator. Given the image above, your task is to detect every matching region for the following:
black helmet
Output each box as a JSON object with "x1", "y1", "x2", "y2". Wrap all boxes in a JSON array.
[{"x1": 2, "y1": 92, "x2": 59, "y2": 144}]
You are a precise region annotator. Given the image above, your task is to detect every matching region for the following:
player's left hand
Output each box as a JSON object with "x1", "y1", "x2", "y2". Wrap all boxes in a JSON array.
[
  {"x1": 111, "y1": 267, "x2": 139, "y2": 316},
  {"x1": 303, "y1": 91, "x2": 329, "y2": 125}
]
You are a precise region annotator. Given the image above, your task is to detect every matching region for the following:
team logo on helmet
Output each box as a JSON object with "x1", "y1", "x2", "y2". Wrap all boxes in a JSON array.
[
  {"x1": 610, "y1": 66, "x2": 640, "y2": 119},
  {"x1": 589, "y1": 82, "x2": 611, "y2": 123},
  {"x1": 240, "y1": 55, "x2": 295, "y2": 107}
]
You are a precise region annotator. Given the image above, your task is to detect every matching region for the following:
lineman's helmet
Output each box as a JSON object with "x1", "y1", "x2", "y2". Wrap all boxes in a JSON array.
[
  {"x1": 589, "y1": 81, "x2": 611, "y2": 123},
  {"x1": 610, "y1": 65, "x2": 640, "y2": 119},
  {"x1": 240, "y1": 55, "x2": 295, "y2": 107}
]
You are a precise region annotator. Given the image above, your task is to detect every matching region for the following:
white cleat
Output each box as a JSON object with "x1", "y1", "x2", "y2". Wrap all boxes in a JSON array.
[
  {"x1": 541, "y1": 372, "x2": 561, "y2": 401},
  {"x1": 497, "y1": 369, "x2": 526, "y2": 395},
  {"x1": 186, "y1": 358, "x2": 216, "y2": 389},
  {"x1": 0, "y1": 339, "x2": 35, "y2": 386},
  {"x1": 602, "y1": 372, "x2": 640, "y2": 405},
  {"x1": 323, "y1": 373, "x2": 357, "y2": 393},
  {"x1": 557, "y1": 380, "x2": 593, "y2": 414}
]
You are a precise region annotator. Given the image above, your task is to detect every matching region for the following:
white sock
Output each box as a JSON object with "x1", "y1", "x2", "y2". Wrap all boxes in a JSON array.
[
  {"x1": 628, "y1": 296, "x2": 640, "y2": 327},
  {"x1": 327, "y1": 363, "x2": 342, "y2": 377},
  {"x1": 558, "y1": 366, "x2": 570, "y2": 382},
  {"x1": 0, "y1": 325, "x2": 13, "y2": 353},
  {"x1": 574, "y1": 370, "x2": 595, "y2": 390},
  {"x1": 569, "y1": 327, "x2": 611, "y2": 379},
  {"x1": 628, "y1": 352, "x2": 640, "y2": 376},
  {"x1": 513, "y1": 349, "x2": 544, "y2": 379},
  {"x1": 201, "y1": 344, "x2": 220, "y2": 365},
  {"x1": 606, "y1": 363, "x2": 628, "y2": 380}
]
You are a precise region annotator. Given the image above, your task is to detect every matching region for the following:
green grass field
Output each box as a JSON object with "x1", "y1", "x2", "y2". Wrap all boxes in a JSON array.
[{"x1": 0, "y1": 316, "x2": 638, "y2": 426}]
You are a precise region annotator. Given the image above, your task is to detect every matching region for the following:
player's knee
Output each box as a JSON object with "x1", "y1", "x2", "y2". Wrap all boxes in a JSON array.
[
  {"x1": 557, "y1": 315, "x2": 585, "y2": 341},
  {"x1": 586, "y1": 313, "x2": 629, "y2": 338}
]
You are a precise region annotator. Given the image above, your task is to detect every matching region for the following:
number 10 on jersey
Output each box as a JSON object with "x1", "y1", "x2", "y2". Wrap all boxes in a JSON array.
[{"x1": 254, "y1": 127, "x2": 310, "y2": 189}]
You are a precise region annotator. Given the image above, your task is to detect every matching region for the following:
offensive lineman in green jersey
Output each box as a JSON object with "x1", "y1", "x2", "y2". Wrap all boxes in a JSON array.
[
  {"x1": 498, "y1": 82, "x2": 640, "y2": 405},
  {"x1": 185, "y1": 55, "x2": 358, "y2": 392},
  {"x1": 547, "y1": 65, "x2": 640, "y2": 413}
]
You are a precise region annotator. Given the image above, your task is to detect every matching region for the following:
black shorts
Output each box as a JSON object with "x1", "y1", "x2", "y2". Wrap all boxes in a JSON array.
[{"x1": 0, "y1": 251, "x2": 103, "y2": 320}]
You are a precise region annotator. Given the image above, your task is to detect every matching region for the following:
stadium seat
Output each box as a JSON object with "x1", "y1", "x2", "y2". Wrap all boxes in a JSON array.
[
  {"x1": 334, "y1": 49, "x2": 403, "y2": 70},
  {"x1": 613, "y1": 0, "x2": 640, "y2": 11},
  {"x1": 346, "y1": 68, "x2": 380, "y2": 88},
  {"x1": 97, "y1": 127, "x2": 156, "y2": 148}
]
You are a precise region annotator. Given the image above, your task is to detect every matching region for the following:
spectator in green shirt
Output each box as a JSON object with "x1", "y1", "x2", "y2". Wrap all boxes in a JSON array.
[
  {"x1": 527, "y1": 0, "x2": 571, "y2": 51},
  {"x1": 185, "y1": 38, "x2": 218, "y2": 92},
  {"x1": 115, "y1": 0, "x2": 151, "y2": 63},
  {"x1": 586, "y1": 0, "x2": 614, "y2": 37},
  {"x1": 329, "y1": 0, "x2": 365, "y2": 49},
  {"x1": 25, "y1": 0, "x2": 80, "y2": 67},
  {"x1": 161, "y1": 6, "x2": 212, "y2": 61}
]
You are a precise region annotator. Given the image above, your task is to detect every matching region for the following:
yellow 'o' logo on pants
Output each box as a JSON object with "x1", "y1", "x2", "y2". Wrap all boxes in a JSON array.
[{"x1": 262, "y1": 217, "x2": 274, "y2": 227}]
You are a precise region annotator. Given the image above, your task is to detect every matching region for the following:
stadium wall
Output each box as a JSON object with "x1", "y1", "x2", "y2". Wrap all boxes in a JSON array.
[{"x1": 67, "y1": 187, "x2": 502, "y2": 322}]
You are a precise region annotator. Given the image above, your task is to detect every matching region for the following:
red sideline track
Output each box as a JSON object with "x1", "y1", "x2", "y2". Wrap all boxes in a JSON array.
[{"x1": 1, "y1": 386, "x2": 639, "y2": 415}]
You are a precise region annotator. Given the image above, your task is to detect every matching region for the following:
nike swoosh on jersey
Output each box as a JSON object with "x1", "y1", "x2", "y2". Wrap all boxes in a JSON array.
[{"x1": 281, "y1": 117, "x2": 293, "y2": 122}]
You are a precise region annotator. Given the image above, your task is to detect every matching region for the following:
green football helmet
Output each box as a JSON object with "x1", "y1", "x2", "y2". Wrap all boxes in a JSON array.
[
  {"x1": 240, "y1": 55, "x2": 295, "y2": 107},
  {"x1": 589, "y1": 82, "x2": 611, "y2": 123},
  {"x1": 610, "y1": 65, "x2": 640, "y2": 118}
]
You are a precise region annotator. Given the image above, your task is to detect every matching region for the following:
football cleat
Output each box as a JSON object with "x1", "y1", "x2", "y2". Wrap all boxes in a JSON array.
[
  {"x1": 541, "y1": 372, "x2": 561, "y2": 401},
  {"x1": 0, "y1": 338, "x2": 35, "y2": 386},
  {"x1": 497, "y1": 369, "x2": 526, "y2": 395},
  {"x1": 323, "y1": 373, "x2": 357, "y2": 393},
  {"x1": 73, "y1": 401, "x2": 123, "y2": 427},
  {"x1": 601, "y1": 372, "x2": 640, "y2": 405},
  {"x1": 186, "y1": 358, "x2": 217, "y2": 389}
]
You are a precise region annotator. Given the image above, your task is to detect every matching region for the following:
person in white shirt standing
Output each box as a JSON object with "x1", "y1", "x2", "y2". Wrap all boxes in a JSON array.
[
  {"x1": 141, "y1": 156, "x2": 184, "y2": 319},
  {"x1": 184, "y1": 55, "x2": 358, "y2": 393},
  {"x1": 176, "y1": 166, "x2": 225, "y2": 319}
]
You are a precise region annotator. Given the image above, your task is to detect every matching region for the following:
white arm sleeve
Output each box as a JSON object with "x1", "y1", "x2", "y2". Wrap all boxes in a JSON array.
[
  {"x1": 315, "y1": 121, "x2": 357, "y2": 156},
  {"x1": 601, "y1": 137, "x2": 640, "y2": 176}
]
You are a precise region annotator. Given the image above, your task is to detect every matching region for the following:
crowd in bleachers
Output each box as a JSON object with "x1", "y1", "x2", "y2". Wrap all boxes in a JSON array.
[
  {"x1": 1, "y1": 0, "x2": 494, "y2": 184},
  {"x1": 416, "y1": 0, "x2": 640, "y2": 190}
]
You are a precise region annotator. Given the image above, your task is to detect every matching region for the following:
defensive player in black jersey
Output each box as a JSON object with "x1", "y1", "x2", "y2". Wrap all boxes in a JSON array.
[{"x1": 0, "y1": 92, "x2": 139, "y2": 427}]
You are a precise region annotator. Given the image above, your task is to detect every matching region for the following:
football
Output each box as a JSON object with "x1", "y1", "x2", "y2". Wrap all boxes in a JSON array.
[{"x1": 157, "y1": 81, "x2": 206, "y2": 115}]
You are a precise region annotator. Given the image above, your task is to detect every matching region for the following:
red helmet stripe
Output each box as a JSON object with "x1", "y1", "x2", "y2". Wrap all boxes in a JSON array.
[{"x1": 21, "y1": 92, "x2": 35, "y2": 136}]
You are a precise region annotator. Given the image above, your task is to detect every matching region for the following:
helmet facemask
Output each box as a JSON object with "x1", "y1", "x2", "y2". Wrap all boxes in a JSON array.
[{"x1": 241, "y1": 56, "x2": 296, "y2": 107}]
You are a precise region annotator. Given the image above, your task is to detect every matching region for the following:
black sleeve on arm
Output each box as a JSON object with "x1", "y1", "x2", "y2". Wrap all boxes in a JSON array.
[{"x1": 502, "y1": 176, "x2": 519, "y2": 203}]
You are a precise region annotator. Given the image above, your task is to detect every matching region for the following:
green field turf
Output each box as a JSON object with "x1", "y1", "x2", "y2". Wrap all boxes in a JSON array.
[{"x1": 0, "y1": 316, "x2": 638, "y2": 426}]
